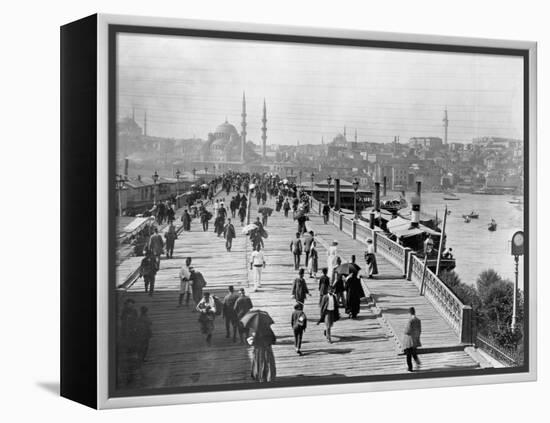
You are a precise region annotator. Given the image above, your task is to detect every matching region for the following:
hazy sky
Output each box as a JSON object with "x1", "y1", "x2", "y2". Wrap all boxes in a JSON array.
[{"x1": 117, "y1": 33, "x2": 524, "y2": 145}]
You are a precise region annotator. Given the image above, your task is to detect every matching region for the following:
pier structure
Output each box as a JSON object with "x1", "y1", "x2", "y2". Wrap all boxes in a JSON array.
[{"x1": 115, "y1": 189, "x2": 491, "y2": 390}]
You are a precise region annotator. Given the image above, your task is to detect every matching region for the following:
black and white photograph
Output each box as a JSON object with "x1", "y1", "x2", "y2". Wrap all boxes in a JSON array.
[
  {"x1": 4, "y1": 0, "x2": 549, "y2": 420},
  {"x1": 111, "y1": 26, "x2": 530, "y2": 397}
]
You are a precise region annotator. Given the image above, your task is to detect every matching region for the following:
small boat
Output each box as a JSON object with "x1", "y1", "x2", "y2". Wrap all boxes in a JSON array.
[
  {"x1": 465, "y1": 211, "x2": 479, "y2": 219},
  {"x1": 464, "y1": 216, "x2": 471, "y2": 223},
  {"x1": 508, "y1": 198, "x2": 524, "y2": 205},
  {"x1": 444, "y1": 196, "x2": 460, "y2": 201},
  {"x1": 488, "y1": 220, "x2": 497, "y2": 231}
]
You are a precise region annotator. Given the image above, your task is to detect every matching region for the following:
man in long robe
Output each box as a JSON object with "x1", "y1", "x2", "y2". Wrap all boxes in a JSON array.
[{"x1": 345, "y1": 271, "x2": 365, "y2": 318}]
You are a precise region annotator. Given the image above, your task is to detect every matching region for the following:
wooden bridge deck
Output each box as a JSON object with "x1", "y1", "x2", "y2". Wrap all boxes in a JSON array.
[{"x1": 115, "y1": 191, "x2": 483, "y2": 391}]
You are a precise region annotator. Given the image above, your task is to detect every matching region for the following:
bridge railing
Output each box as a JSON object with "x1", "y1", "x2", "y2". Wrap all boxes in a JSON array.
[
  {"x1": 475, "y1": 334, "x2": 522, "y2": 367},
  {"x1": 307, "y1": 194, "x2": 474, "y2": 345},
  {"x1": 341, "y1": 215, "x2": 353, "y2": 237},
  {"x1": 375, "y1": 232, "x2": 407, "y2": 271},
  {"x1": 355, "y1": 221, "x2": 374, "y2": 242},
  {"x1": 409, "y1": 254, "x2": 465, "y2": 337}
]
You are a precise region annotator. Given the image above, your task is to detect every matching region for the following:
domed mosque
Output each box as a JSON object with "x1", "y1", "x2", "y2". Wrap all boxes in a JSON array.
[{"x1": 200, "y1": 92, "x2": 268, "y2": 163}]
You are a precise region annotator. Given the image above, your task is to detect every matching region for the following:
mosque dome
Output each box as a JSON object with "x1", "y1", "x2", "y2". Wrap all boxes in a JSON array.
[
  {"x1": 332, "y1": 133, "x2": 348, "y2": 145},
  {"x1": 213, "y1": 120, "x2": 239, "y2": 139}
]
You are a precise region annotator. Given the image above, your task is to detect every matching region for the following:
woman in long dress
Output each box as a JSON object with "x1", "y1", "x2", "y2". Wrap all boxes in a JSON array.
[
  {"x1": 307, "y1": 246, "x2": 318, "y2": 278},
  {"x1": 364, "y1": 238, "x2": 378, "y2": 278},
  {"x1": 327, "y1": 241, "x2": 339, "y2": 283},
  {"x1": 249, "y1": 326, "x2": 277, "y2": 382},
  {"x1": 345, "y1": 271, "x2": 365, "y2": 318}
]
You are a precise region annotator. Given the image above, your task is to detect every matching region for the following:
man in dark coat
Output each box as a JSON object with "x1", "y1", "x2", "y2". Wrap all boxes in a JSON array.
[
  {"x1": 200, "y1": 207, "x2": 210, "y2": 231},
  {"x1": 147, "y1": 227, "x2": 164, "y2": 267},
  {"x1": 291, "y1": 303, "x2": 307, "y2": 355},
  {"x1": 181, "y1": 209, "x2": 191, "y2": 231},
  {"x1": 317, "y1": 287, "x2": 339, "y2": 343},
  {"x1": 222, "y1": 285, "x2": 240, "y2": 341},
  {"x1": 164, "y1": 222, "x2": 177, "y2": 259},
  {"x1": 223, "y1": 218, "x2": 236, "y2": 251},
  {"x1": 283, "y1": 199, "x2": 291, "y2": 217},
  {"x1": 303, "y1": 231, "x2": 316, "y2": 267},
  {"x1": 166, "y1": 205, "x2": 175, "y2": 224},
  {"x1": 291, "y1": 268, "x2": 310, "y2": 304},
  {"x1": 238, "y1": 203, "x2": 247, "y2": 226},
  {"x1": 234, "y1": 288, "x2": 254, "y2": 344},
  {"x1": 139, "y1": 252, "x2": 158, "y2": 296},
  {"x1": 322, "y1": 203, "x2": 330, "y2": 224},
  {"x1": 318, "y1": 267, "x2": 331, "y2": 305},
  {"x1": 402, "y1": 307, "x2": 422, "y2": 372},
  {"x1": 296, "y1": 213, "x2": 308, "y2": 235},
  {"x1": 290, "y1": 232, "x2": 303, "y2": 271}
]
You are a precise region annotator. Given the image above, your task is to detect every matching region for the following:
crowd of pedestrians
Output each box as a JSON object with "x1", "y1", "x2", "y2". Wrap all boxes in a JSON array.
[{"x1": 120, "y1": 170, "x2": 424, "y2": 387}]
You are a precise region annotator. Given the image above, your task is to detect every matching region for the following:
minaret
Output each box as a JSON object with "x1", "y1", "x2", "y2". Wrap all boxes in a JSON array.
[
  {"x1": 443, "y1": 107, "x2": 449, "y2": 145},
  {"x1": 241, "y1": 92, "x2": 247, "y2": 162},
  {"x1": 261, "y1": 98, "x2": 267, "y2": 160},
  {"x1": 144, "y1": 110, "x2": 147, "y2": 137}
]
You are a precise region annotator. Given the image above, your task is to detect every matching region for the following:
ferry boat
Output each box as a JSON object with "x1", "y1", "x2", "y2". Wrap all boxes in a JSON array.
[
  {"x1": 384, "y1": 216, "x2": 456, "y2": 272},
  {"x1": 443, "y1": 192, "x2": 460, "y2": 201}
]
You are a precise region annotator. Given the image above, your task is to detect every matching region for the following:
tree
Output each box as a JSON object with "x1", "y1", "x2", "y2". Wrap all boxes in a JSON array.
[
  {"x1": 440, "y1": 270, "x2": 482, "y2": 311},
  {"x1": 476, "y1": 269, "x2": 502, "y2": 301}
]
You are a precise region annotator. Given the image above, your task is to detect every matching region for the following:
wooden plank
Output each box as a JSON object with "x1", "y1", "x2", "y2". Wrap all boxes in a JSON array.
[{"x1": 115, "y1": 192, "x2": 481, "y2": 390}]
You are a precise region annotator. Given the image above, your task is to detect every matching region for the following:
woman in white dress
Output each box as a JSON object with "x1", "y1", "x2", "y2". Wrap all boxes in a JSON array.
[{"x1": 327, "y1": 240, "x2": 339, "y2": 283}]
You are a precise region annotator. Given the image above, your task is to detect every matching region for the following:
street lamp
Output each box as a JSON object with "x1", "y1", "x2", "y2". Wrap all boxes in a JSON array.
[
  {"x1": 299, "y1": 170, "x2": 303, "y2": 188},
  {"x1": 511, "y1": 230, "x2": 524, "y2": 331},
  {"x1": 310, "y1": 172, "x2": 315, "y2": 195},
  {"x1": 326, "y1": 175, "x2": 332, "y2": 207},
  {"x1": 115, "y1": 174, "x2": 125, "y2": 216},
  {"x1": 175, "y1": 169, "x2": 181, "y2": 196},
  {"x1": 152, "y1": 170, "x2": 159, "y2": 204},
  {"x1": 204, "y1": 166, "x2": 208, "y2": 177},
  {"x1": 352, "y1": 177, "x2": 360, "y2": 218},
  {"x1": 175, "y1": 169, "x2": 181, "y2": 208},
  {"x1": 192, "y1": 168, "x2": 196, "y2": 181}
]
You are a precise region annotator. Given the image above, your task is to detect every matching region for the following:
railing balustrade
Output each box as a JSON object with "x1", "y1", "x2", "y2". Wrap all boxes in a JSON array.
[
  {"x1": 307, "y1": 194, "x2": 472, "y2": 346},
  {"x1": 341, "y1": 216, "x2": 353, "y2": 236},
  {"x1": 375, "y1": 233, "x2": 407, "y2": 270}
]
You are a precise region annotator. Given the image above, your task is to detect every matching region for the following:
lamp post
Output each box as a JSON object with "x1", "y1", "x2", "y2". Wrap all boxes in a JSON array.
[
  {"x1": 327, "y1": 175, "x2": 332, "y2": 207},
  {"x1": 310, "y1": 172, "x2": 315, "y2": 195},
  {"x1": 511, "y1": 231, "x2": 524, "y2": 331},
  {"x1": 152, "y1": 170, "x2": 159, "y2": 204},
  {"x1": 299, "y1": 170, "x2": 302, "y2": 188},
  {"x1": 204, "y1": 166, "x2": 208, "y2": 178},
  {"x1": 175, "y1": 169, "x2": 181, "y2": 208},
  {"x1": 192, "y1": 168, "x2": 197, "y2": 181},
  {"x1": 247, "y1": 183, "x2": 255, "y2": 225},
  {"x1": 115, "y1": 174, "x2": 125, "y2": 216},
  {"x1": 352, "y1": 177, "x2": 359, "y2": 219}
]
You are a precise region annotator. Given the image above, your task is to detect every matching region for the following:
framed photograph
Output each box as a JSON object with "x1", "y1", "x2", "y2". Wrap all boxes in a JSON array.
[{"x1": 60, "y1": 14, "x2": 537, "y2": 409}]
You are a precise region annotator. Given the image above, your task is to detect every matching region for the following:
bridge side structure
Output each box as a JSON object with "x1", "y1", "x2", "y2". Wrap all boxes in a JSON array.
[{"x1": 310, "y1": 198, "x2": 475, "y2": 345}]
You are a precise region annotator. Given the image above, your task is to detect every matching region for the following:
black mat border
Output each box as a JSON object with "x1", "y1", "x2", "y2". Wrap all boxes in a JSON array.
[{"x1": 107, "y1": 23, "x2": 531, "y2": 399}]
